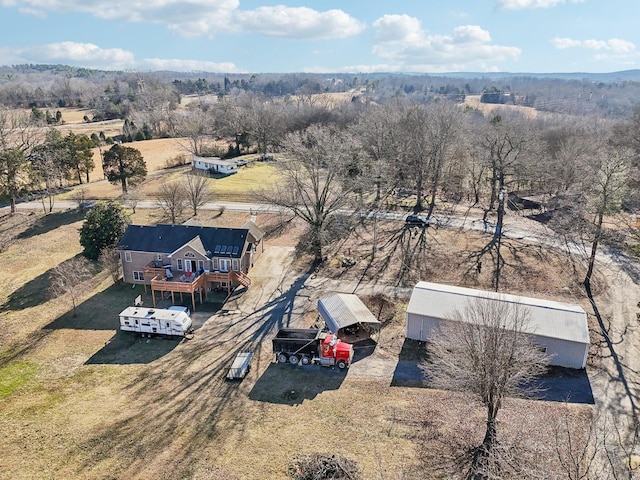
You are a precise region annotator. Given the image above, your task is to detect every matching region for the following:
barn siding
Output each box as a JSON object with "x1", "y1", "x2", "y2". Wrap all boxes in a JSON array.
[{"x1": 405, "y1": 315, "x2": 589, "y2": 369}]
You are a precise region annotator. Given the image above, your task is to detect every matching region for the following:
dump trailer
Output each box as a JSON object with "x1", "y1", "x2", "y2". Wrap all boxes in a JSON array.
[
  {"x1": 119, "y1": 306, "x2": 193, "y2": 337},
  {"x1": 272, "y1": 328, "x2": 354, "y2": 369}
]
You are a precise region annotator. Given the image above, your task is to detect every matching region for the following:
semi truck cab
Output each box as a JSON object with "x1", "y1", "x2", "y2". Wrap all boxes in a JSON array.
[{"x1": 320, "y1": 334, "x2": 353, "y2": 369}]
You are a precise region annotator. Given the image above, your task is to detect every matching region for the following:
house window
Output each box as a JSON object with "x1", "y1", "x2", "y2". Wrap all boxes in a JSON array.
[
  {"x1": 197, "y1": 260, "x2": 204, "y2": 271},
  {"x1": 133, "y1": 271, "x2": 144, "y2": 281},
  {"x1": 185, "y1": 252, "x2": 195, "y2": 258},
  {"x1": 156, "y1": 254, "x2": 162, "y2": 261},
  {"x1": 177, "y1": 259, "x2": 183, "y2": 270},
  {"x1": 232, "y1": 259, "x2": 239, "y2": 271},
  {"x1": 212, "y1": 258, "x2": 219, "y2": 270},
  {"x1": 124, "y1": 251, "x2": 132, "y2": 262}
]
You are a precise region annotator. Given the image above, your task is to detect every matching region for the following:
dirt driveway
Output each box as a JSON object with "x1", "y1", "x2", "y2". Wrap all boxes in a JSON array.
[
  {"x1": 178, "y1": 245, "x2": 413, "y2": 385},
  {"x1": 187, "y1": 243, "x2": 600, "y2": 402}
]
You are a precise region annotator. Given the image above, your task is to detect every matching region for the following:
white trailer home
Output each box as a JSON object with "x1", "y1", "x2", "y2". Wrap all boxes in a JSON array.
[
  {"x1": 406, "y1": 282, "x2": 590, "y2": 369},
  {"x1": 119, "y1": 306, "x2": 193, "y2": 337},
  {"x1": 191, "y1": 156, "x2": 238, "y2": 175}
]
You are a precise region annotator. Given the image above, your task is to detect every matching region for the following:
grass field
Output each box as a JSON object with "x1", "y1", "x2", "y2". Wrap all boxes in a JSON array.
[
  {"x1": 0, "y1": 108, "x2": 594, "y2": 479},
  {"x1": 0, "y1": 204, "x2": 593, "y2": 479}
]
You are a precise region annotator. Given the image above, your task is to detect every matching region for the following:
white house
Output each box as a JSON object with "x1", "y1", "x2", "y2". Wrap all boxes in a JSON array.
[
  {"x1": 192, "y1": 156, "x2": 238, "y2": 175},
  {"x1": 406, "y1": 281, "x2": 590, "y2": 369}
]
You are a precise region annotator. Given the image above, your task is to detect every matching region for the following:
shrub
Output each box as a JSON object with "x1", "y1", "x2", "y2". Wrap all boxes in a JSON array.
[{"x1": 288, "y1": 453, "x2": 360, "y2": 480}]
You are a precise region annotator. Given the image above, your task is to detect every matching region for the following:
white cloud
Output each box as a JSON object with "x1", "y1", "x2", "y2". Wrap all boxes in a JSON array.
[
  {"x1": 0, "y1": 41, "x2": 241, "y2": 72},
  {"x1": 25, "y1": 42, "x2": 136, "y2": 68},
  {"x1": 1, "y1": 1, "x2": 362, "y2": 40},
  {"x1": 371, "y1": 15, "x2": 520, "y2": 72},
  {"x1": 552, "y1": 36, "x2": 638, "y2": 64},
  {"x1": 552, "y1": 37, "x2": 636, "y2": 53},
  {"x1": 496, "y1": 0, "x2": 584, "y2": 10},
  {"x1": 551, "y1": 37, "x2": 582, "y2": 49},
  {"x1": 141, "y1": 58, "x2": 244, "y2": 73},
  {"x1": 234, "y1": 6, "x2": 364, "y2": 39},
  {"x1": 373, "y1": 14, "x2": 422, "y2": 43},
  {"x1": 0, "y1": 0, "x2": 239, "y2": 24}
]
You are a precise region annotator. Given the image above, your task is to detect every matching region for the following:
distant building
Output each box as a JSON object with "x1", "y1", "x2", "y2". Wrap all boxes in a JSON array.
[{"x1": 192, "y1": 156, "x2": 238, "y2": 175}]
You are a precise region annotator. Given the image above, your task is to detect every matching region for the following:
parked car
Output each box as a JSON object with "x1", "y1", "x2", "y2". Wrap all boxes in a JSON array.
[{"x1": 405, "y1": 215, "x2": 430, "y2": 227}]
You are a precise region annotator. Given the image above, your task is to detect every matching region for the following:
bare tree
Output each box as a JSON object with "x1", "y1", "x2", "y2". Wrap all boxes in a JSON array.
[
  {"x1": 72, "y1": 188, "x2": 89, "y2": 211},
  {"x1": 174, "y1": 106, "x2": 216, "y2": 157},
  {"x1": 99, "y1": 246, "x2": 122, "y2": 284},
  {"x1": 184, "y1": 171, "x2": 212, "y2": 216},
  {"x1": 428, "y1": 298, "x2": 549, "y2": 479},
  {"x1": 423, "y1": 101, "x2": 463, "y2": 218},
  {"x1": 351, "y1": 101, "x2": 401, "y2": 205},
  {"x1": 258, "y1": 124, "x2": 362, "y2": 263},
  {"x1": 465, "y1": 113, "x2": 540, "y2": 291},
  {"x1": 49, "y1": 256, "x2": 93, "y2": 316},
  {"x1": 581, "y1": 145, "x2": 629, "y2": 294},
  {"x1": 604, "y1": 418, "x2": 640, "y2": 480},
  {"x1": 157, "y1": 179, "x2": 186, "y2": 224},
  {"x1": 121, "y1": 186, "x2": 141, "y2": 214},
  {"x1": 0, "y1": 108, "x2": 40, "y2": 214},
  {"x1": 29, "y1": 129, "x2": 66, "y2": 213},
  {"x1": 554, "y1": 405, "x2": 608, "y2": 480}
]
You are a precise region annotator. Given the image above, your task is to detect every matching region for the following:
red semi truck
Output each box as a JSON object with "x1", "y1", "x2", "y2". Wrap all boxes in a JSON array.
[{"x1": 272, "y1": 328, "x2": 354, "y2": 369}]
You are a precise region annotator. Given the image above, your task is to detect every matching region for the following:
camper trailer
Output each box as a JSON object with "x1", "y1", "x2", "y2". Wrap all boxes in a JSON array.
[{"x1": 119, "y1": 306, "x2": 193, "y2": 337}]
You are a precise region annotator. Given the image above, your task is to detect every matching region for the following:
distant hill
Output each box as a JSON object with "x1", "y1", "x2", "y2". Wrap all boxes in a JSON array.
[{"x1": 432, "y1": 70, "x2": 640, "y2": 83}]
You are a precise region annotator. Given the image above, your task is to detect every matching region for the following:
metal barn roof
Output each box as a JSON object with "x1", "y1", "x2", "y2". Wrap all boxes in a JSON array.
[
  {"x1": 318, "y1": 294, "x2": 381, "y2": 333},
  {"x1": 407, "y1": 281, "x2": 589, "y2": 344}
]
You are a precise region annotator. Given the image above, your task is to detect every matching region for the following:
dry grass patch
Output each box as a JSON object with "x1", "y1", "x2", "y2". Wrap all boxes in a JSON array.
[{"x1": 0, "y1": 207, "x2": 599, "y2": 480}]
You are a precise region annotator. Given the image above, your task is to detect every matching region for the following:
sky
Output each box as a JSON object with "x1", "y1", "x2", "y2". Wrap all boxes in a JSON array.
[{"x1": 0, "y1": 0, "x2": 638, "y2": 74}]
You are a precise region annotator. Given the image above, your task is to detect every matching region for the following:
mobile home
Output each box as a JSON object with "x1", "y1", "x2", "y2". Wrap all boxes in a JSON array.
[{"x1": 119, "y1": 306, "x2": 193, "y2": 336}]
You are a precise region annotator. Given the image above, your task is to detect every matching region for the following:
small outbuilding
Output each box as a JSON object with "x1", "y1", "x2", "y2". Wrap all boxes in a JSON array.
[
  {"x1": 406, "y1": 281, "x2": 590, "y2": 369},
  {"x1": 318, "y1": 294, "x2": 381, "y2": 334},
  {"x1": 192, "y1": 156, "x2": 238, "y2": 175}
]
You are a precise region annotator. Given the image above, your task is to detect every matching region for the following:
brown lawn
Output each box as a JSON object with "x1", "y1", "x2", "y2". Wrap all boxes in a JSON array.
[{"x1": 0, "y1": 207, "x2": 593, "y2": 479}]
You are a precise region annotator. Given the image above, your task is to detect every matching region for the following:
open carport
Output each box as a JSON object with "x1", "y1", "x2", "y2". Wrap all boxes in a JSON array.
[{"x1": 317, "y1": 293, "x2": 380, "y2": 334}]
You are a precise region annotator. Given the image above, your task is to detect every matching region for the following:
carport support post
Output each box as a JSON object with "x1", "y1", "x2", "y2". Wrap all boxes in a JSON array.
[
  {"x1": 191, "y1": 293, "x2": 196, "y2": 313},
  {"x1": 151, "y1": 289, "x2": 157, "y2": 308}
]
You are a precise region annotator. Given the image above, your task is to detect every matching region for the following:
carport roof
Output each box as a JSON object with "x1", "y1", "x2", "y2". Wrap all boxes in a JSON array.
[{"x1": 318, "y1": 294, "x2": 380, "y2": 333}]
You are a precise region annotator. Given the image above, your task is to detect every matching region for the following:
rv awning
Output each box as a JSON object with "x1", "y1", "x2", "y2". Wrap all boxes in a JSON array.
[{"x1": 317, "y1": 294, "x2": 380, "y2": 333}]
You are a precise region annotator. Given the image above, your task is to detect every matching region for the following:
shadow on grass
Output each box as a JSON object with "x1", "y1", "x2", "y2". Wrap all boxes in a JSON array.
[
  {"x1": 45, "y1": 282, "x2": 138, "y2": 331},
  {"x1": 391, "y1": 338, "x2": 430, "y2": 388},
  {"x1": 2, "y1": 253, "x2": 100, "y2": 312},
  {"x1": 2, "y1": 269, "x2": 51, "y2": 311},
  {"x1": 248, "y1": 362, "x2": 347, "y2": 405},
  {"x1": 390, "y1": 338, "x2": 595, "y2": 405},
  {"x1": 534, "y1": 366, "x2": 594, "y2": 404},
  {"x1": 16, "y1": 209, "x2": 84, "y2": 240},
  {"x1": 68, "y1": 261, "x2": 318, "y2": 478},
  {"x1": 86, "y1": 330, "x2": 184, "y2": 365}
]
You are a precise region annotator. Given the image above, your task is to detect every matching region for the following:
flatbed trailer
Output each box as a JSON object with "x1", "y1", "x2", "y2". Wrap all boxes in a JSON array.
[{"x1": 226, "y1": 350, "x2": 253, "y2": 379}]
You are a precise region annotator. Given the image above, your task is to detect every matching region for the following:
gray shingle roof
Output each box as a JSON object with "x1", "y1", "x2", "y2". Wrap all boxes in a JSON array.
[{"x1": 117, "y1": 224, "x2": 248, "y2": 259}]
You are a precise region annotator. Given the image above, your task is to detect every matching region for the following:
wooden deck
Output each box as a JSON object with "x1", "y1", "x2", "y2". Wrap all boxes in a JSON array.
[{"x1": 143, "y1": 262, "x2": 251, "y2": 311}]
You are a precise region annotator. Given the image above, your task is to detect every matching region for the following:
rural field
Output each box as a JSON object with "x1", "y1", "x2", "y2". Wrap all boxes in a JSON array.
[
  {"x1": 0, "y1": 197, "x2": 596, "y2": 479},
  {"x1": 1, "y1": 100, "x2": 635, "y2": 479}
]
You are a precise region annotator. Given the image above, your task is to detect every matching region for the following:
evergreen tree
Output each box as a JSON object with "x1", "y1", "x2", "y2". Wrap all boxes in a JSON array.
[{"x1": 79, "y1": 201, "x2": 130, "y2": 260}]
